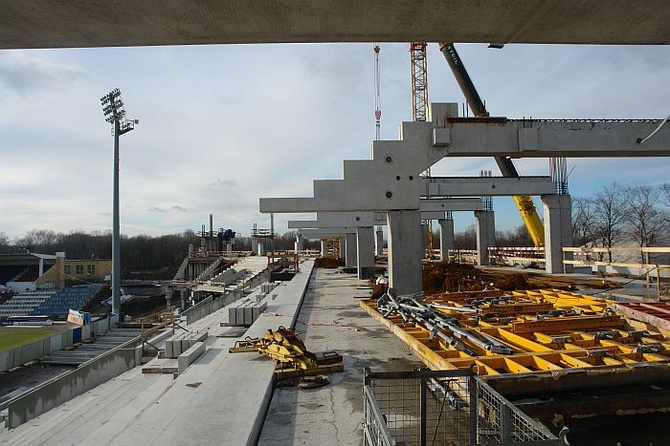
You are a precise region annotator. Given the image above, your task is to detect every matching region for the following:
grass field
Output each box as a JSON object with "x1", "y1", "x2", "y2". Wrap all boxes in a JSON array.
[{"x1": 0, "y1": 327, "x2": 55, "y2": 352}]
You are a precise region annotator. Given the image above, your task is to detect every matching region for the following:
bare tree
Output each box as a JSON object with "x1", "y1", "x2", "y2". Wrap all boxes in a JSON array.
[
  {"x1": 623, "y1": 185, "x2": 666, "y2": 263},
  {"x1": 592, "y1": 183, "x2": 627, "y2": 262},
  {"x1": 454, "y1": 225, "x2": 477, "y2": 250},
  {"x1": 572, "y1": 197, "x2": 597, "y2": 247}
]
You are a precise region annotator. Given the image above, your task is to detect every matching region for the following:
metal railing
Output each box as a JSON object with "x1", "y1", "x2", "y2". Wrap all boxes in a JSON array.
[{"x1": 363, "y1": 368, "x2": 567, "y2": 446}]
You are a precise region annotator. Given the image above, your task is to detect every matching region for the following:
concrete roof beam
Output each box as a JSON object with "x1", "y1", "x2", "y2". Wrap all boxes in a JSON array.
[
  {"x1": 445, "y1": 119, "x2": 670, "y2": 157},
  {"x1": 423, "y1": 177, "x2": 555, "y2": 196}
]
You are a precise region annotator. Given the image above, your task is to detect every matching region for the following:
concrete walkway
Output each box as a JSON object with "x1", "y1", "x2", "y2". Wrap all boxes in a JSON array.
[{"x1": 259, "y1": 268, "x2": 420, "y2": 445}]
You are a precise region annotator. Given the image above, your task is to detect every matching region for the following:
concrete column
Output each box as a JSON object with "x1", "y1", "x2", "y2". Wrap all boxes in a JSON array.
[
  {"x1": 294, "y1": 234, "x2": 304, "y2": 252},
  {"x1": 320, "y1": 240, "x2": 326, "y2": 257},
  {"x1": 475, "y1": 210, "x2": 495, "y2": 266},
  {"x1": 375, "y1": 228, "x2": 384, "y2": 257},
  {"x1": 251, "y1": 237, "x2": 259, "y2": 255},
  {"x1": 356, "y1": 226, "x2": 375, "y2": 279},
  {"x1": 345, "y1": 233, "x2": 357, "y2": 267},
  {"x1": 387, "y1": 210, "x2": 423, "y2": 295},
  {"x1": 542, "y1": 194, "x2": 573, "y2": 274},
  {"x1": 180, "y1": 288, "x2": 187, "y2": 310},
  {"x1": 438, "y1": 218, "x2": 455, "y2": 262}
]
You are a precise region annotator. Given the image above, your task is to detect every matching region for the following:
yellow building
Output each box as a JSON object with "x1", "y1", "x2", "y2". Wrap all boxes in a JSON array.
[{"x1": 0, "y1": 252, "x2": 112, "y2": 291}]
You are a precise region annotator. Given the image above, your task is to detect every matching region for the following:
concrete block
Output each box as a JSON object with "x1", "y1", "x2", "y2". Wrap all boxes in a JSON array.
[
  {"x1": 177, "y1": 342, "x2": 206, "y2": 375},
  {"x1": 432, "y1": 127, "x2": 450, "y2": 146}
]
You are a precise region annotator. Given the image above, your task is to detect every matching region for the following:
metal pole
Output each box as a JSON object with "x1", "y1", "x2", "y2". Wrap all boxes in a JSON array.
[
  {"x1": 112, "y1": 118, "x2": 121, "y2": 318},
  {"x1": 420, "y1": 377, "x2": 427, "y2": 446}
]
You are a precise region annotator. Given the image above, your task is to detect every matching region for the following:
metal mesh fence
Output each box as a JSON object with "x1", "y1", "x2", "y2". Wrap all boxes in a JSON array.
[
  {"x1": 364, "y1": 369, "x2": 475, "y2": 446},
  {"x1": 476, "y1": 380, "x2": 559, "y2": 444},
  {"x1": 363, "y1": 369, "x2": 564, "y2": 446}
]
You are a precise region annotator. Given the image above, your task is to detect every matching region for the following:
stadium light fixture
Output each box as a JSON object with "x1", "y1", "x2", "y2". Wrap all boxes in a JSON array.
[{"x1": 100, "y1": 88, "x2": 138, "y2": 319}]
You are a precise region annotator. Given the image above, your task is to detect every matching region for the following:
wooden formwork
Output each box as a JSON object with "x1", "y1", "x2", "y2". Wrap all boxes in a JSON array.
[{"x1": 361, "y1": 289, "x2": 670, "y2": 404}]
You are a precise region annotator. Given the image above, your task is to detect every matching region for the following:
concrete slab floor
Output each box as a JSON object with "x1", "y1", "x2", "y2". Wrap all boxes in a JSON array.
[{"x1": 259, "y1": 269, "x2": 421, "y2": 445}]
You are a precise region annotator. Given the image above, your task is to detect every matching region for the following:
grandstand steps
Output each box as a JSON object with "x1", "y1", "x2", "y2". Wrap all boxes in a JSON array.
[{"x1": 39, "y1": 327, "x2": 141, "y2": 366}]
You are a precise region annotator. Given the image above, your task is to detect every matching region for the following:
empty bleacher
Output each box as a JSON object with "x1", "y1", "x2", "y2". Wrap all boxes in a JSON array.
[
  {"x1": 0, "y1": 291, "x2": 54, "y2": 317},
  {"x1": 32, "y1": 284, "x2": 103, "y2": 318},
  {"x1": 0, "y1": 284, "x2": 103, "y2": 318}
]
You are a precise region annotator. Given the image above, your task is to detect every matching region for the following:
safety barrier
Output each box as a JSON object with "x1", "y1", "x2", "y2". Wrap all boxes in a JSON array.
[
  {"x1": 0, "y1": 316, "x2": 112, "y2": 372},
  {"x1": 5, "y1": 333, "x2": 139, "y2": 429},
  {"x1": 363, "y1": 368, "x2": 565, "y2": 446}
]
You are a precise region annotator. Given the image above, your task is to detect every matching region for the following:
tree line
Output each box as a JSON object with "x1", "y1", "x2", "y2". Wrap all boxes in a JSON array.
[
  {"x1": 572, "y1": 183, "x2": 669, "y2": 262},
  {"x1": 0, "y1": 229, "x2": 320, "y2": 279},
  {"x1": 0, "y1": 182, "x2": 666, "y2": 275}
]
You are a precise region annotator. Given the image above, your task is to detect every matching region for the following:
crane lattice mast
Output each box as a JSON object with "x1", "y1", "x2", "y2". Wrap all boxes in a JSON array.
[{"x1": 410, "y1": 42, "x2": 434, "y2": 257}]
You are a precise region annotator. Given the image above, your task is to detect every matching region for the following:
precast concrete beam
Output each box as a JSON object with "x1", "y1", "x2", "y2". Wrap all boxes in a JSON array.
[
  {"x1": 3, "y1": 1, "x2": 670, "y2": 50},
  {"x1": 422, "y1": 177, "x2": 555, "y2": 197},
  {"x1": 443, "y1": 118, "x2": 670, "y2": 158},
  {"x1": 419, "y1": 198, "x2": 483, "y2": 212},
  {"x1": 288, "y1": 212, "x2": 376, "y2": 228},
  {"x1": 286, "y1": 202, "x2": 480, "y2": 229},
  {"x1": 297, "y1": 228, "x2": 356, "y2": 238}
]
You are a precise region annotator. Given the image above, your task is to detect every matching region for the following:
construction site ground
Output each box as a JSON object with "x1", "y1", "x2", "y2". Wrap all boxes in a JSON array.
[
  {"x1": 258, "y1": 268, "x2": 420, "y2": 444},
  {"x1": 1, "y1": 261, "x2": 668, "y2": 445}
]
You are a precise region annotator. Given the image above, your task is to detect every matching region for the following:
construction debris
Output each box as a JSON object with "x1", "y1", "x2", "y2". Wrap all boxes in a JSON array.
[
  {"x1": 314, "y1": 257, "x2": 345, "y2": 268},
  {"x1": 229, "y1": 326, "x2": 344, "y2": 378},
  {"x1": 361, "y1": 288, "x2": 670, "y2": 415}
]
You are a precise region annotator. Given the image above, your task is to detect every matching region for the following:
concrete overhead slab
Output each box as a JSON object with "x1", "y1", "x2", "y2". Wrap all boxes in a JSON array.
[{"x1": 2, "y1": 1, "x2": 669, "y2": 49}]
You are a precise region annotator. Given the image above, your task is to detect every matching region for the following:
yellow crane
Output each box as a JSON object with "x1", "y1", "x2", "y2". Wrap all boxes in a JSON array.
[{"x1": 438, "y1": 42, "x2": 545, "y2": 247}]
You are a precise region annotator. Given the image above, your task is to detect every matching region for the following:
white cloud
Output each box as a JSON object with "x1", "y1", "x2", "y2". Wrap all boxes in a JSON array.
[{"x1": 0, "y1": 43, "x2": 668, "y2": 240}]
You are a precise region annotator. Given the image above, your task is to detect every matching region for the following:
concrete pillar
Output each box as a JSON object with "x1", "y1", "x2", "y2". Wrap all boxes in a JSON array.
[
  {"x1": 438, "y1": 218, "x2": 455, "y2": 262},
  {"x1": 294, "y1": 234, "x2": 304, "y2": 252},
  {"x1": 55, "y1": 251, "x2": 66, "y2": 289},
  {"x1": 387, "y1": 210, "x2": 423, "y2": 295},
  {"x1": 251, "y1": 237, "x2": 259, "y2": 255},
  {"x1": 356, "y1": 226, "x2": 375, "y2": 279},
  {"x1": 475, "y1": 210, "x2": 495, "y2": 266},
  {"x1": 542, "y1": 194, "x2": 573, "y2": 274},
  {"x1": 375, "y1": 228, "x2": 384, "y2": 257},
  {"x1": 180, "y1": 288, "x2": 187, "y2": 310},
  {"x1": 320, "y1": 240, "x2": 326, "y2": 257},
  {"x1": 345, "y1": 233, "x2": 357, "y2": 267}
]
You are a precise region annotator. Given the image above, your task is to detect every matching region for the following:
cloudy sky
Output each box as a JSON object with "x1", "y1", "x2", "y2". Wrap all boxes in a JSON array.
[{"x1": 0, "y1": 43, "x2": 668, "y2": 240}]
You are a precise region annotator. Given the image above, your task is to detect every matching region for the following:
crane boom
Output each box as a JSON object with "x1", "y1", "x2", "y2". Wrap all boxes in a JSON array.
[{"x1": 438, "y1": 42, "x2": 545, "y2": 247}]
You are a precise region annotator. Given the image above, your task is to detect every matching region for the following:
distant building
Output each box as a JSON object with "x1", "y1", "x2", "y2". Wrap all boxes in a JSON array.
[{"x1": 0, "y1": 252, "x2": 112, "y2": 291}]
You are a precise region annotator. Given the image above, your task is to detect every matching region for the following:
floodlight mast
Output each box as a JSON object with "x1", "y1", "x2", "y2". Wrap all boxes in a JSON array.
[{"x1": 100, "y1": 88, "x2": 137, "y2": 320}]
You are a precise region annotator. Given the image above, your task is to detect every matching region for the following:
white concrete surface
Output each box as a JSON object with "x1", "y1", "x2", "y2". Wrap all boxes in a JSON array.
[
  {"x1": 0, "y1": 261, "x2": 315, "y2": 445},
  {"x1": 3, "y1": 1, "x2": 669, "y2": 49},
  {"x1": 259, "y1": 268, "x2": 420, "y2": 445}
]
